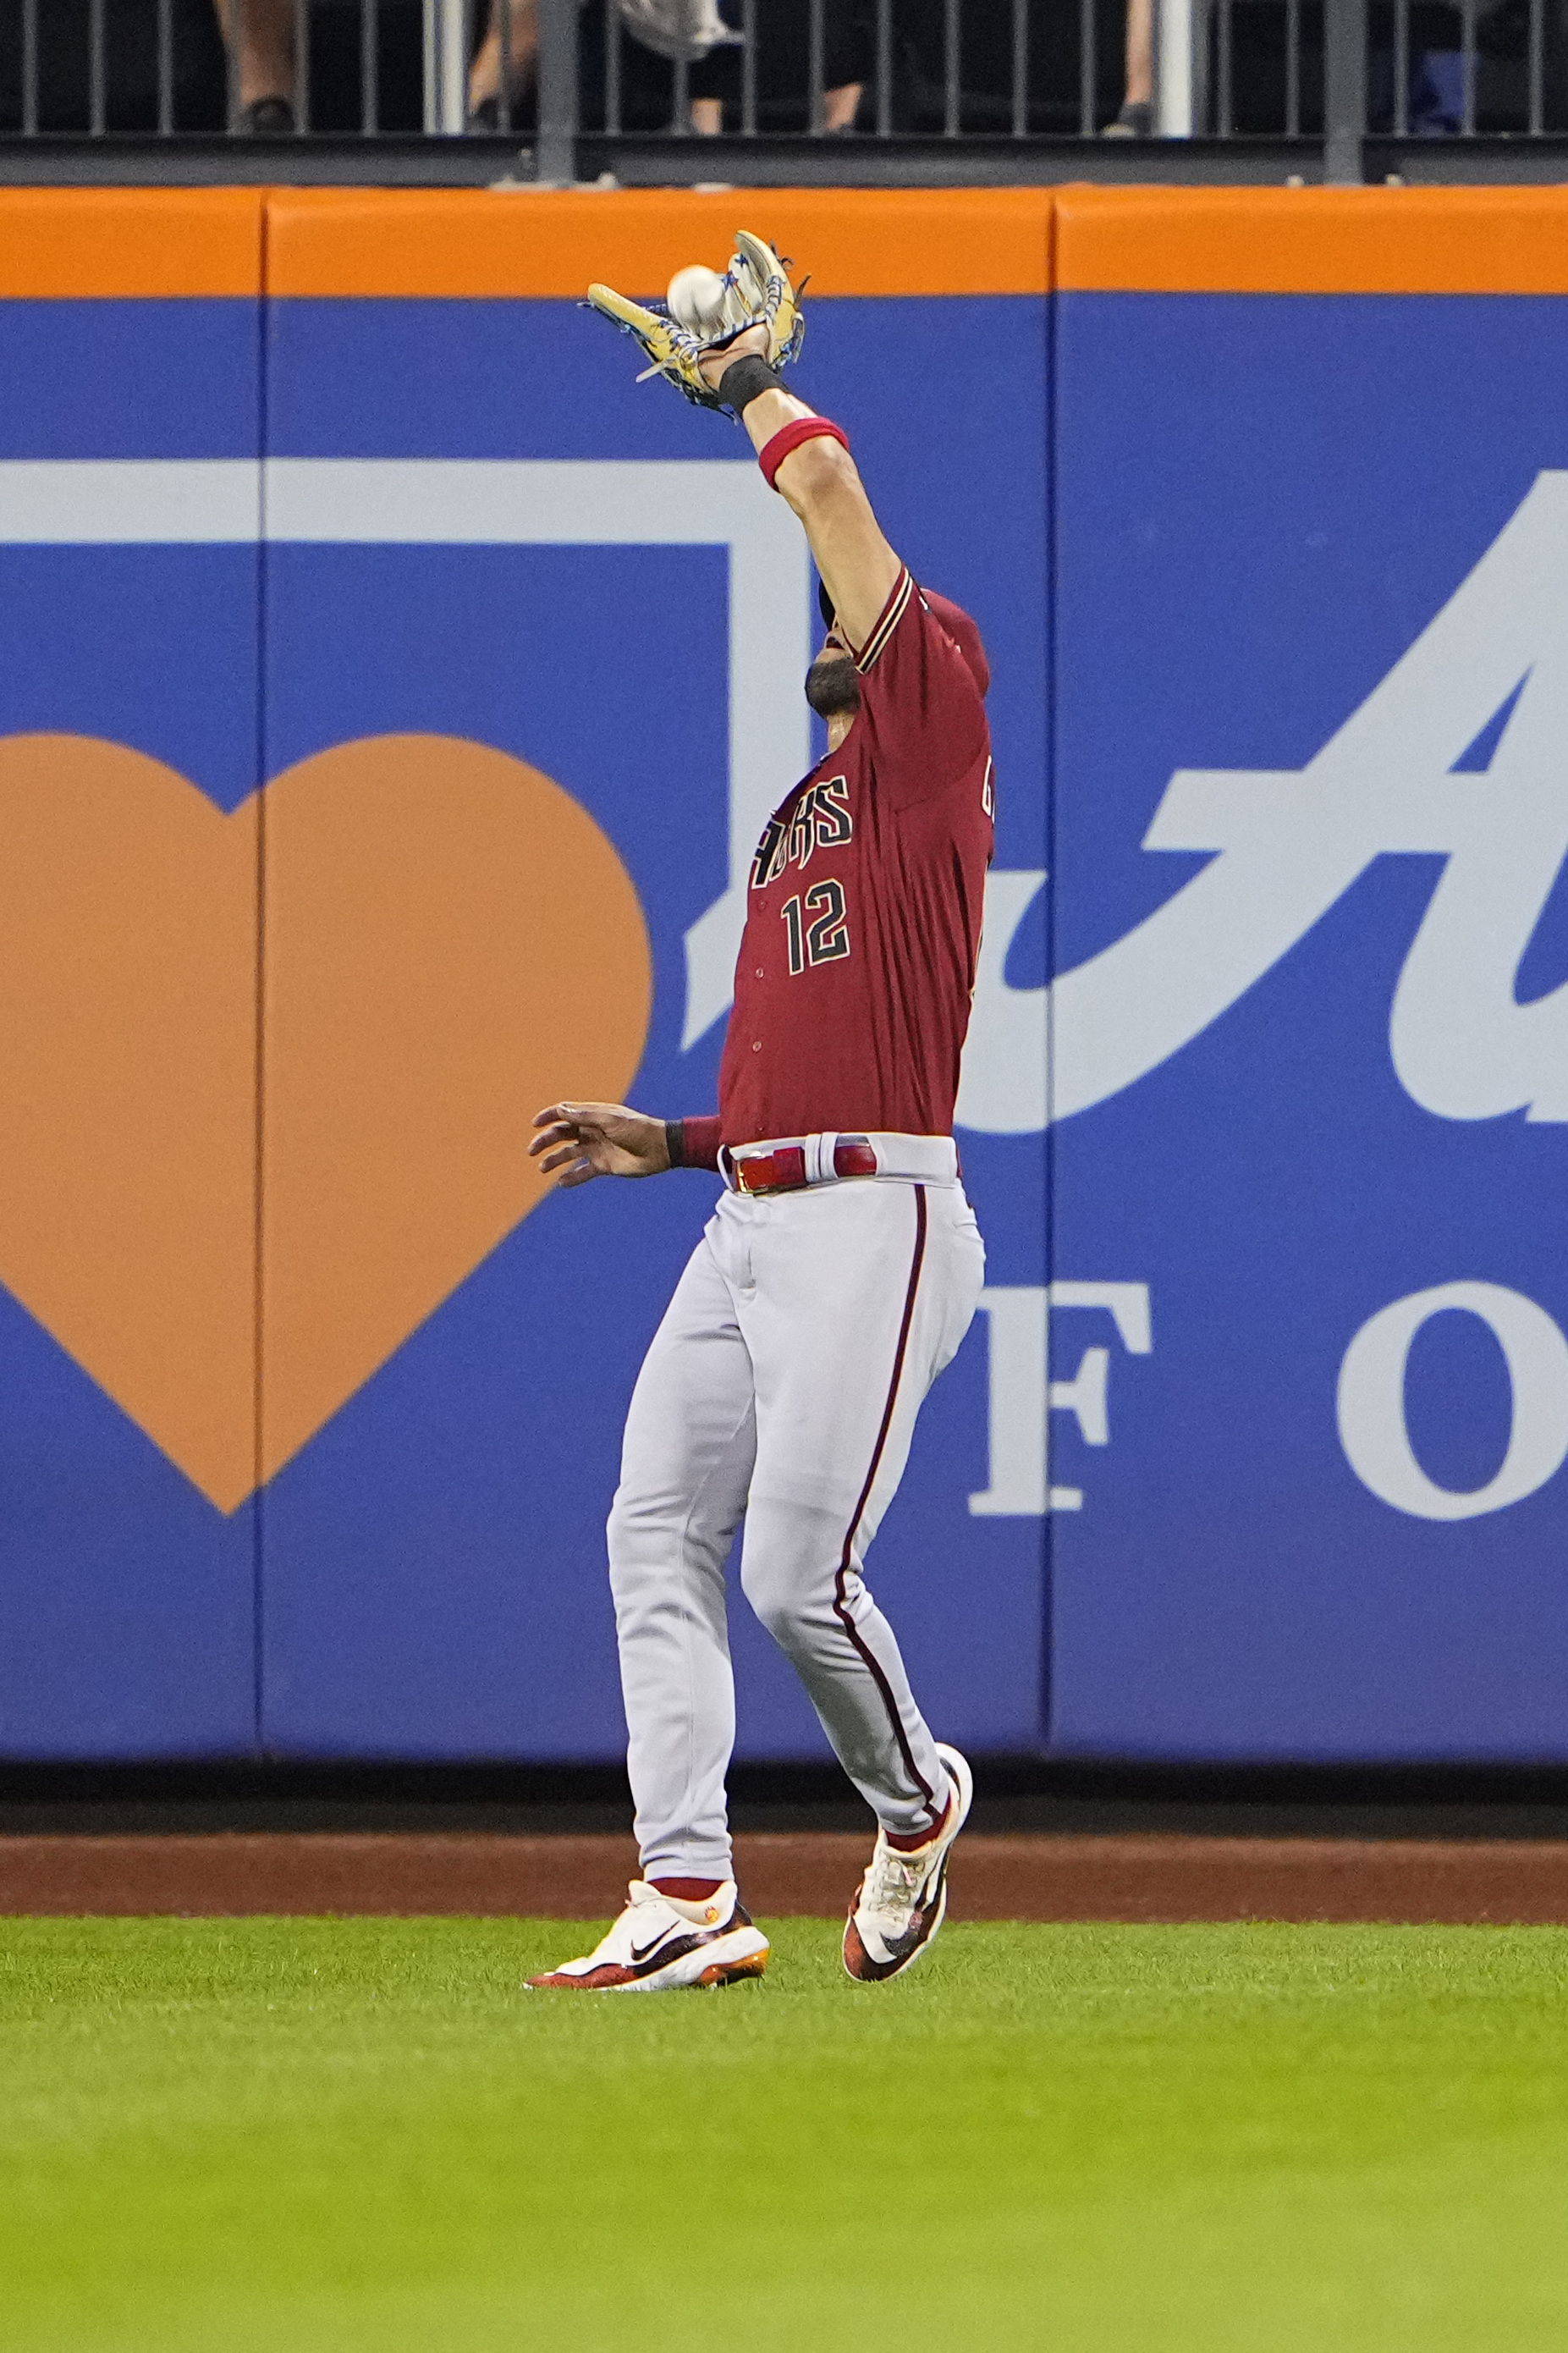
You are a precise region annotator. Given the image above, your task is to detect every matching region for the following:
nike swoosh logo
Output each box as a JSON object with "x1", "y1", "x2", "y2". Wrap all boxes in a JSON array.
[{"x1": 630, "y1": 1929, "x2": 678, "y2": 1962}]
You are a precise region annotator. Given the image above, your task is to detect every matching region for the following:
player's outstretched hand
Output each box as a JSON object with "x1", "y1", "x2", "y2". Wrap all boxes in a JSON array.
[
  {"x1": 530, "y1": 1102, "x2": 671, "y2": 1188},
  {"x1": 585, "y1": 229, "x2": 804, "y2": 411},
  {"x1": 696, "y1": 320, "x2": 767, "y2": 396}
]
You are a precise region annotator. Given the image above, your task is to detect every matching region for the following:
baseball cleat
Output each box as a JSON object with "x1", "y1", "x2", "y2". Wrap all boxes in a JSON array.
[
  {"x1": 526, "y1": 1878, "x2": 770, "y2": 1993},
  {"x1": 842, "y1": 1743, "x2": 972, "y2": 1983}
]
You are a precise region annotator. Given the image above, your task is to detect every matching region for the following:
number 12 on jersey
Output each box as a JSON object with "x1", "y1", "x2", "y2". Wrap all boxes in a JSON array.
[{"x1": 782, "y1": 879, "x2": 851, "y2": 976}]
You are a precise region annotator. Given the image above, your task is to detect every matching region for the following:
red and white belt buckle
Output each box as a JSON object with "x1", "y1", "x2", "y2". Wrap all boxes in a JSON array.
[
  {"x1": 734, "y1": 1137, "x2": 878, "y2": 1195},
  {"x1": 737, "y1": 1146, "x2": 806, "y2": 1195}
]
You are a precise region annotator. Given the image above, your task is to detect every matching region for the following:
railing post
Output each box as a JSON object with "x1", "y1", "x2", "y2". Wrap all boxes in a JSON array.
[
  {"x1": 423, "y1": 0, "x2": 468, "y2": 134},
  {"x1": 537, "y1": 0, "x2": 580, "y2": 180},
  {"x1": 1323, "y1": 0, "x2": 1367, "y2": 182},
  {"x1": 1155, "y1": 0, "x2": 1197, "y2": 135}
]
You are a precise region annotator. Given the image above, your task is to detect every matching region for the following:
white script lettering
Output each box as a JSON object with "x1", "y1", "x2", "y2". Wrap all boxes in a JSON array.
[{"x1": 956, "y1": 473, "x2": 1568, "y2": 1132}]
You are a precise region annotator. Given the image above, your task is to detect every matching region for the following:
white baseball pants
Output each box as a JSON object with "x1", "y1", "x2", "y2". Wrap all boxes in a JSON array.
[{"x1": 608, "y1": 1158, "x2": 985, "y2": 1881}]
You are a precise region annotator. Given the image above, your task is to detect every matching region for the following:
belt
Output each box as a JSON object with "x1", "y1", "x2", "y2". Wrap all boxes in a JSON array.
[
  {"x1": 723, "y1": 1132, "x2": 959, "y2": 1196},
  {"x1": 729, "y1": 1137, "x2": 879, "y2": 1196}
]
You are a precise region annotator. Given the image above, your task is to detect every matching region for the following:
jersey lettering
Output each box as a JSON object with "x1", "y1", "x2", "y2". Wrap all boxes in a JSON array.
[
  {"x1": 750, "y1": 778, "x2": 855, "y2": 890},
  {"x1": 751, "y1": 813, "x2": 788, "y2": 890},
  {"x1": 813, "y1": 778, "x2": 853, "y2": 847}
]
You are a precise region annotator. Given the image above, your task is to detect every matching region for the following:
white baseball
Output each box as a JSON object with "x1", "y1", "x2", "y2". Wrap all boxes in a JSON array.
[{"x1": 667, "y1": 265, "x2": 729, "y2": 336}]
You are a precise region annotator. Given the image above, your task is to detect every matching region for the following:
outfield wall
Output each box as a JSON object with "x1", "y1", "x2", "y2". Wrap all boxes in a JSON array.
[{"x1": 0, "y1": 185, "x2": 1563, "y2": 1762}]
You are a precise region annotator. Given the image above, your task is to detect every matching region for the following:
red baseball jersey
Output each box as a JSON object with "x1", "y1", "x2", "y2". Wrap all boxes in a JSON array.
[{"x1": 708, "y1": 565, "x2": 994, "y2": 1152}]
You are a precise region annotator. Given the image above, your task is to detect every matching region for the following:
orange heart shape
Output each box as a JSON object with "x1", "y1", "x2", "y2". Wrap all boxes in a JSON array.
[{"x1": 0, "y1": 733, "x2": 652, "y2": 1511}]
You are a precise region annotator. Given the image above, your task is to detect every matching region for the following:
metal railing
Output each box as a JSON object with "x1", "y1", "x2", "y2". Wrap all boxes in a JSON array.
[{"x1": 0, "y1": 0, "x2": 1563, "y2": 182}]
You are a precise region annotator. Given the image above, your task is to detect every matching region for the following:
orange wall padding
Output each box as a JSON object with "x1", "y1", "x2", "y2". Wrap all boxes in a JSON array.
[
  {"x1": 262, "y1": 186, "x2": 1054, "y2": 298},
  {"x1": 0, "y1": 189, "x2": 265, "y2": 296},
  {"x1": 1053, "y1": 185, "x2": 1568, "y2": 295},
  {"x1": 4, "y1": 183, "x2": 1568, "y2": 301}
]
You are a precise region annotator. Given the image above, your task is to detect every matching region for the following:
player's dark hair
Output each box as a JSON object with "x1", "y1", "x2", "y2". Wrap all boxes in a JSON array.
[{"x1": 805, "y1": 649, "x2": 861, "y2": 719}]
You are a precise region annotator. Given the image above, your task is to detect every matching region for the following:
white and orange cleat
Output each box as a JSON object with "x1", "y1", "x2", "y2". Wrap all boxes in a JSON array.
[
  {"x1": 526, "y1": 1879, "x2": 769, "y2": 1993},
  {"x1": 842, "y1": 1744, "x2": 972, "y2": 1983}
]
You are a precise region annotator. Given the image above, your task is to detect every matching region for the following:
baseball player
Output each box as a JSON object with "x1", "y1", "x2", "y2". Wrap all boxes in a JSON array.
[{"x1": 527, "y1": 236, "x2": 993, "y2": 1992}]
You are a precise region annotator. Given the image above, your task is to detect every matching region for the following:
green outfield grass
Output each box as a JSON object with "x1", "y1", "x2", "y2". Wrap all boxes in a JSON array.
[{"x1": 2, "y1": 1916, "x2": 1566, "y2": 2351}]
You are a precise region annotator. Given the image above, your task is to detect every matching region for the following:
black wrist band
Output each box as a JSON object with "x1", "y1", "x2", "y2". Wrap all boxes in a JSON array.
[
  {"x1": 663, "y1": 1119, "x2": 686, "y2": 1171},
  {"x1": 718, "y1": 355, "x2": 782, "y2": 416}
]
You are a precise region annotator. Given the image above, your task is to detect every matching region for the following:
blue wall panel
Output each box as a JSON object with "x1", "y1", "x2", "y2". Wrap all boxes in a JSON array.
[
  {"x1": 10, "y1": 263, "x2": 1560, "y2": 1766},
  {"x1": 0, "y1": 300, "x2": 261, "y2": 1756},
  {"x1": 1048, "y1": 291, "x2": 1568, "y2": 1758}
]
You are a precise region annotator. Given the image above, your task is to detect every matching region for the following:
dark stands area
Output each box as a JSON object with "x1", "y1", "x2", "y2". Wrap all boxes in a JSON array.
[
  {"x1": 0, "y1": 0, "x2": 1135, "y2": 139},
  {"x1": 4, "y1": 0, "x2": 1556, "y2": 143}
]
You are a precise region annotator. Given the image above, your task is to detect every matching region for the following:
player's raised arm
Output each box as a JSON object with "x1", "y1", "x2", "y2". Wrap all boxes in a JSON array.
[
  {"x1": 586, "y1": 233, "x2": 900, "y2": 656},
  {"x1": 696, "y1": 328, "x2": 900, "y2": 655}
]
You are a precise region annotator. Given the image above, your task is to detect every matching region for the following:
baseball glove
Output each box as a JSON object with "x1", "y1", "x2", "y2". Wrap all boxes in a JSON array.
[{"x1": 585, "y1": 231, "x2": 806, "y2": 413}]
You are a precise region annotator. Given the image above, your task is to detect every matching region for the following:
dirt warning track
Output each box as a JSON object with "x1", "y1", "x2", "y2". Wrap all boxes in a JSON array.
[{"x1": 3, "y1": 1832, "x2": 1568, "y2": 1922}]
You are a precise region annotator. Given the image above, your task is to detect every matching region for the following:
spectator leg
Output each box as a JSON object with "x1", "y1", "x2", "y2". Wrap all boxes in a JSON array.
[
  {"x1": 1125, "y1": 0, "x2": 1153, "y2": 106},
  {"x1": 213, "y1": 0, "x2": 294, "y2": 107},
  {"x1": 690, "y1": 5, "x2": 743, "y2": 134},
  {"x1": 690, "y1": 77, "x2": 858, "y2": 132},
  {"x1": 469, "y1": 0, "x2": 542, "y2": 107}
]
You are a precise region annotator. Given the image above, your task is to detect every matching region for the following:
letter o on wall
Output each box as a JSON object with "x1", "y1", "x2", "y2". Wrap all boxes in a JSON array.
[{"x1": 1337, "y1": 1282, "x2": 1568, "y2": 1521}]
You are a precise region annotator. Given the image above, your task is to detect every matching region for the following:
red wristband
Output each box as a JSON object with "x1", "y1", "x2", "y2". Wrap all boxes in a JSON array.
[
  {"x1": 677, "y1": 1115, "x2": 722, "y2": 1173},
  {"x1": 758, "y1": 416, "x2": 850, "y2": 492}
]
